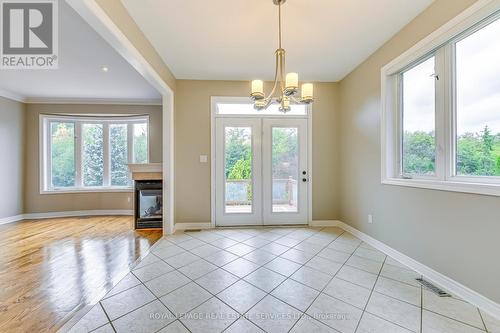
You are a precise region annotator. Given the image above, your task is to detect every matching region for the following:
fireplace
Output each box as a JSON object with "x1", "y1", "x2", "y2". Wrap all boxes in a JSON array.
[{"x1": 135, "y1": 180, "x2": 163, "y2": 229}]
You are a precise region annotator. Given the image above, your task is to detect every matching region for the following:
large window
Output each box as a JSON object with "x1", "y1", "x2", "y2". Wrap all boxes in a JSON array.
[
  {"x1": 41, "y1": 115, "x2": 149, "y2": 192},
  {"x1": 382, "y1": 7, "x2": 500, "y2": 196}
]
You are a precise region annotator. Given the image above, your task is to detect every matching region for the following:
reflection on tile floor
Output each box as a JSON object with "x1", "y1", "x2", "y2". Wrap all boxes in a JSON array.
[{"x1": 67, "y1": 227, "x2": 499, "y2": 333}]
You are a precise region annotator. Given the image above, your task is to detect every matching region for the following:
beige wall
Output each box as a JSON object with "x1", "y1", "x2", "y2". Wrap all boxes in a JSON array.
[
  {"x1": 0, "y1": 97, "x2": 25, "y2": 219},
  {"x1": 24, "y1": 103, "x2": 162, "y2": 214},
  {"x1": 338, "y1": 0, "x2": 500, "y2": 303},
  {"x1": 174, "y1": 80, "x2": 340, "y2": 223}
]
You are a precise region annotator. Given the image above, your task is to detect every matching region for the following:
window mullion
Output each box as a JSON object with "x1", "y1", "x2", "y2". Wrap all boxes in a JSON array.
[
  {"x1": 434, "y1": 48, "x2": 447, "y2": 181},
  {"x1": 103, "y1": 123, "x2": 110, "y2": 187},
  {"x1": 75, "y1": 121, "x2": 83, "y2": 188},
  {"x1": 446, "y1": 43, "x2": 457, "y2": 181},
  {"x1": 396, "y1": 74, "x2": 403, "y2": 178}
]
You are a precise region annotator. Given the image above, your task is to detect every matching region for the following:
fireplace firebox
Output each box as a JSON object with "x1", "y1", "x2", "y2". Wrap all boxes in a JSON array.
[{"x1": 135, "y1": 180, "x2": 163, "y2": 229}]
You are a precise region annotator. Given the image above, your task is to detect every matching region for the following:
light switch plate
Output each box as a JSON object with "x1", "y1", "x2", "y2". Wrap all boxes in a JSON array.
[{"x1": 199, "y1": 155, "x2": 208, "y2": 163}]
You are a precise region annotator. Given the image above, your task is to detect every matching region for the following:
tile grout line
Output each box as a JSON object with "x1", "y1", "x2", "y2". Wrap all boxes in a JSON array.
[
  {"x1": 420, "y1": 282, "x2": 424, "y2": 333},
  {"x1": 478, "y1": 307, "x2": 489, "y2": 332},
  {"x1": 286, "y1": 228, "x2": 359, "y2": 333},
  {"x1": 353, "y1": 255, "x2": 387, "y2": 333}
]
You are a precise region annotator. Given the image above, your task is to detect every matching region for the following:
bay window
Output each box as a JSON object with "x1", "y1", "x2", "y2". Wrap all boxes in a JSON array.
[
  {"x1": 382, "y1": 5, "x2": 500, "y2": 196},
  {"x1": 41, "y1": 115, "x2": 149, "y2": 193}
]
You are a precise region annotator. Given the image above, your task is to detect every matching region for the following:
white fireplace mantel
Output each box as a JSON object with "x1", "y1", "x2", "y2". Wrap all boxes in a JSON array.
[{"x1": 127, "y1": 163, "x2": 163, "y2": 173}]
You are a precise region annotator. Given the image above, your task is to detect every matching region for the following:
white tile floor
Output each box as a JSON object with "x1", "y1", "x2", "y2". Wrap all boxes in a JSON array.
[{"x1": 68, "y1": 227, "x2": 500, "y2": 333}]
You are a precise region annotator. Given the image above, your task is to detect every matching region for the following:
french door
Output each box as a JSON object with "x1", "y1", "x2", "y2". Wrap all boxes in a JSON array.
[{"x1": 215, "y1": 117, "x2": 308, "y2": 226}]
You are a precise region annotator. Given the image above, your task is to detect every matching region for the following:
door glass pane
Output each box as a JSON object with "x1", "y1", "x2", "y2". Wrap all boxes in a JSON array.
[
  {"x1": 272, "y1": 127, "x2": 298, "y2": 213},
  {"x1": 402, "y1": 56, "x2": 436, "y2": 176},
  {"x1": 110, "y1": 124, "x2": 129, "y2": 186},
  {"x1": 456, "y1": 17, "x2": 500, "y2": 177},
  {"x1": 133, "y1": 123, "x2": 148, "y2": 163},
  {"x1": 82, "y1": 123, "x2": 104, "y2": 187},
  {"x1": 224, "y1": 127, "x2": 252, "y2": 213},
  {"x1": 50, "y1": 122, "x2": 75, "y2": 188}
]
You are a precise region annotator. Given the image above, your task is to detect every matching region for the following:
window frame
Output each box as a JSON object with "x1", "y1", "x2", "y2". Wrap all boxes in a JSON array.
[
  {"x1": 381, "y1": 1, "x2": 500, "y2": 197},
  {"x1": 40, "y1": 114, "x2": 150, "y2": 194}
]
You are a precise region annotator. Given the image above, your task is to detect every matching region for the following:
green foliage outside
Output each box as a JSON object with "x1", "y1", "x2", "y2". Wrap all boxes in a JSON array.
[
  {"x1": 272, "y1": 128, "x2": 298, "y2": 179},
  {"x1": 404, "y1": 125, "x2": 500, "y2": 176},
  {"x1": 225, "y1": 128, "x2": 252, "y2": 179},
  {"x1": 403, "y1": 131, "x2": 436, "y2": 175},
  {"x1": 134, "y1": 124, "x2": 148, "y2": 164},
  {"x1": 224, "y1": 127, "x2": 299, "y2": 180},
  {"x1": 50, "y1": 122, "x2": 148, "y2": 188},
  {"x1": 111, "y1": 125, "x2": 128, "y2": 186},
  {"x1": 227, "y1": 158, "x2": 251, "y2": 180},
  {"x1": 51, "y1": 123, "x2": 75, "y2": 187},
  {"x1": 83, "y1": 124, "x2": 104, "y2": 186}
]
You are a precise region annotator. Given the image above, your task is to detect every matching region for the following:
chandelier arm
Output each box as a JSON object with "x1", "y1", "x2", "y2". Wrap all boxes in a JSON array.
[
  {"x1": 279, "y1": 50, "x2": 285, "y2": 93},
  {"x1": 266, "y1": 50, "x2": 281, "y2": 100},
  {"x1": 290, "y1": 95, "x2": 305, "y2": 104}
]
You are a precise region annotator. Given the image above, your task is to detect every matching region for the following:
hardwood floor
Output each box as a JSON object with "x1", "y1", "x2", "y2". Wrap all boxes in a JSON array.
[{"x1": 0, "y1": 216, "x2": 162, "y2": 333}]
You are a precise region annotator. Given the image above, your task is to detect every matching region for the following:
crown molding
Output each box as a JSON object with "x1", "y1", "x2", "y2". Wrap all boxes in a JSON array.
[
  {"x1": 24, "y1": 97, "x2": 162, "y2": 105},
  {"x1": 0, "y1": 89, "x2": 162, "y2": 105},
  {"x1": 0, "y1": 88, "x2": 26, "y2": 103}
]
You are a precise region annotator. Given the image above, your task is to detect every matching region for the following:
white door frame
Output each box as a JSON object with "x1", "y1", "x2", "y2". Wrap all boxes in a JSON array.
[{"x1": 211, "y1": 96, "x2": 313, "y2": 228}]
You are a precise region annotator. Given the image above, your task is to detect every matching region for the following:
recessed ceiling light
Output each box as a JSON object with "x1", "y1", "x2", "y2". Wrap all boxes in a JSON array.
[{"x1": 101, "y1": 66, "x2": 109, "y2": 72}]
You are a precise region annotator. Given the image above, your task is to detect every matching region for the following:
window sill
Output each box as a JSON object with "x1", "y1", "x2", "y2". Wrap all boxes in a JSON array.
[
  {"x1": 382, "y1": 178, "x2": 500, "y2": 197},
  {"x1": 40, "y1": 187, "x2": 134, "y2": 195}
]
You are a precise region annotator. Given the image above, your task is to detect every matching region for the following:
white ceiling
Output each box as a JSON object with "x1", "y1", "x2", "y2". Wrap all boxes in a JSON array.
[
  {"x1": 0, "y1": 1, "x2": 160, "y2": 102},
  {"x1": 121, "y1": 0, "x2": 434, "y2": 82}
]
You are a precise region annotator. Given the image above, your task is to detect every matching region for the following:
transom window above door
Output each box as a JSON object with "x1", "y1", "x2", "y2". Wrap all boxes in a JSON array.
[
  {"x1": 214, "y1": 97, "x2": 308, "y2": 116},
  {"x1": 40, "y1": 115, "x2": 149, "y2": 193}
]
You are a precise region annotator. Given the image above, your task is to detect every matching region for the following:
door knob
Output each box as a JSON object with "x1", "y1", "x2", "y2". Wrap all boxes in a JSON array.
[
  {"x1": 302, "y1": 171, "x2": 307, "y2": 175},
  {"x1": 302, "y1": 178, "x2": 307, "y2": 182}
]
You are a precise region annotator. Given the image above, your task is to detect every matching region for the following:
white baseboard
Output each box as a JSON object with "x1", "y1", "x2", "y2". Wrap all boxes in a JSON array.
[
  {"x1": 0, "y1": 214, "x2": 24, "y2": 225},
  {"x1": 0, "y1": 210, "x2": 134, "y2": 225},
  {"x1": 174, "y1": 222, "x2": 213, "y2": 232},
  {"x1": 323, "y1": 220, "x2": 500, "y2": 320},
  {"x1": 24, "y1": 210, "x2": 134, "y2": 220}
]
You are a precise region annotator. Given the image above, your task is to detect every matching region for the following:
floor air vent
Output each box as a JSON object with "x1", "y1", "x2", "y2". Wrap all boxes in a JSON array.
[{"x1": 416, "y1": 278, "x2": 451, "y2": 297}]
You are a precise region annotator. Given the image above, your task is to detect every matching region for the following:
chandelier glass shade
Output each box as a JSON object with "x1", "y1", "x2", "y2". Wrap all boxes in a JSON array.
[{"x1": 250, "y1": 0, "x2": 314, "y2": 113}]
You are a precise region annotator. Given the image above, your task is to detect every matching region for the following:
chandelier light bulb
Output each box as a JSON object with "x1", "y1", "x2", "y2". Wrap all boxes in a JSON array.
[
  {"x1": 251, "y1": 80, "x2": 264, "y2": 100},
  {"x1": 301, "y1": 83, "x2": 314, "y2": 103},
  {"x1": 286, "y1": 73, "x2": 298, "y2": 89}
]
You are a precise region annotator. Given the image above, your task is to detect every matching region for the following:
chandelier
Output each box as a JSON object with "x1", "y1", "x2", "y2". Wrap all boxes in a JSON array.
[{"x1": 250, "y1": 0, "x2": 314, "y2": 113}]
